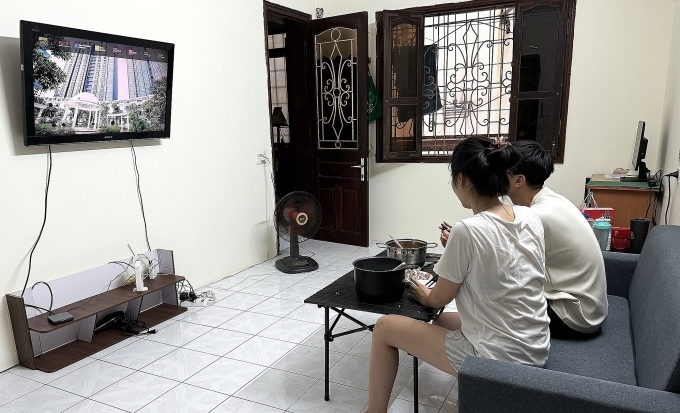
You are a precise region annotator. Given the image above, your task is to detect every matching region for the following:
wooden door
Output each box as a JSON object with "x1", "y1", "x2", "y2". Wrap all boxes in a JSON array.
[{"x1": 307, "y1": 13, "x2": 369, "y2": 246}]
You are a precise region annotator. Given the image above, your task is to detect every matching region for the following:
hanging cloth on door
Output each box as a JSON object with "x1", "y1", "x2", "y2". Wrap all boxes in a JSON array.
[{"x1": 423, "y1": 44, "x2": 442, "y2": 116}]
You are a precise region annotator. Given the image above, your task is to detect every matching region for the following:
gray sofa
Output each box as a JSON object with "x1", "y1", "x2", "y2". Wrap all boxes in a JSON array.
[{"x1": 458, "y1": 225, "x2": 680, "y2": 413}]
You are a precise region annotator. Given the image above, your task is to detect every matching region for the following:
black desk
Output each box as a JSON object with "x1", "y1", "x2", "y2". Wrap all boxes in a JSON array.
[{"x1": 304, "y1": 257, "x2": 440, "y2": 413}]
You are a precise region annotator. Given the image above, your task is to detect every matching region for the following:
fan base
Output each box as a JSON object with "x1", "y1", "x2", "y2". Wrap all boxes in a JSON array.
[{"x1": 275, "y1": 256, "x2": 319, "y2": 274}]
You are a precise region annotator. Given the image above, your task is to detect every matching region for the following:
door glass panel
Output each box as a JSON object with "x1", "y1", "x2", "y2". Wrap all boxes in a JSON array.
[
  {"x1": 315, "y1": 27, "x2": 358, "y2": 150},
  {"x1": 390, "y1": 105, "x2": 416, "y2": 152},
  {"x1": 519, "y1": 6, "x2": 560, "y2": 92},
  {"x1": 269, "y1": 56, "x2": 289, "y2": 143}
]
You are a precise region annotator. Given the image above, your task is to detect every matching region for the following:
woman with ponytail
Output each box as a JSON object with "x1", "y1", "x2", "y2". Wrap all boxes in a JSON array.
[{"x1": 365, "y1": 138, "x2": 550, "y2": 413}]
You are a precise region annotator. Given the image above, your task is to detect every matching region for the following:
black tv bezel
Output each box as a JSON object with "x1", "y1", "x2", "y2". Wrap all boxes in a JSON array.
[{"x1": 20, "y1": 20, "x2": 175, "y2": 147}]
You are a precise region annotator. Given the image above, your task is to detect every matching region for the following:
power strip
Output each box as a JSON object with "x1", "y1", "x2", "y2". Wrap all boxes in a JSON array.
[{"x1": 179, "y1": 291, "x2": 197, "y2": 302}]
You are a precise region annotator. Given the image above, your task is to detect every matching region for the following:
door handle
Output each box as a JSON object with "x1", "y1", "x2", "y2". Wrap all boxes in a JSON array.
[{"x1": 351, "y1": 159, "x2": 365, "y2": 182}]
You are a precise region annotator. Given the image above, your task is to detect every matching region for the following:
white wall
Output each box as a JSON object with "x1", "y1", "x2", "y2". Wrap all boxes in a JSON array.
[
  {"x1": 559, "y1": 0, "x2": 673, "y2": 202},
  {"x1": 660, "y1": 2, "x2": 680, "y2": 225},
  {"x1": 307, "y1": 0, "x2": 676, "y2": 243},
  {"x1": 0, "y1": 1, "x2": 276, "y2": 370}
]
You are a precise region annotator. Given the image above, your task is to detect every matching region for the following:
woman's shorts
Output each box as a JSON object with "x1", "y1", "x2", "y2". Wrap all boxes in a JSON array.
[{"x1": 444, "y1": 329, "x2": 478, "y2": 371}]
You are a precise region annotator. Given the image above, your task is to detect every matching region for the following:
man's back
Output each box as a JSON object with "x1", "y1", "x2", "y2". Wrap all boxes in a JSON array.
[{"x1": 531, "y1": 187, "x2": 608, "y2": 333}]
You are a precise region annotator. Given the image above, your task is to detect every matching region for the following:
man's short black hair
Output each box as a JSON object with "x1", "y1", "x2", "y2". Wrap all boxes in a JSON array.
[{"x1": 510, "y1": 140, "x2": 554, "y2": 187}]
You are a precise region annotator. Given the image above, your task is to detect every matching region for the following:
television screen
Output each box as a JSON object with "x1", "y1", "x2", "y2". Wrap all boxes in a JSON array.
[{"x1": 20, "y1": 21, "x2": 174, "y2": 146}]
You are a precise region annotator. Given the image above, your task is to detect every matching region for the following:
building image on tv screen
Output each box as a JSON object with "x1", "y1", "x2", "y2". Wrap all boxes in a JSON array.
[{"x1": 31, "y1": 33, "x2": 169, "y2": 137}]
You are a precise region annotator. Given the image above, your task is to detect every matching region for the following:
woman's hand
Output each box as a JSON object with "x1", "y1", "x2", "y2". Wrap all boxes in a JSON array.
[
  {"x1": 439, "y1": 221, "x2": 452, "y2": 247},
  {"x1": 409, "y1": 278, "x2": 431, "y2": 306}
]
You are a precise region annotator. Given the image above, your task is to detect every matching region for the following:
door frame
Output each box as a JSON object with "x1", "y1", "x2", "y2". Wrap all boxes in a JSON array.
[
  {"x1": 263, "y1": 1, "x2": 314, "y2": 197},
  {"x1": 263, "y1": 2, "x2": 313, "y2": 255}
]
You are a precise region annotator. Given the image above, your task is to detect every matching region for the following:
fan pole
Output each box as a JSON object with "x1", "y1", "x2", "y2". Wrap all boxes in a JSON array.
[{"x1": 289, "y1": 234, "x2": 300, "y2": 258}]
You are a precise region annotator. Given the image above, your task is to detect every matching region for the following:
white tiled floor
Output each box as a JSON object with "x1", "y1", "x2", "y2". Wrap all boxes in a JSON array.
[{"x1": 0, "y1": 240, "x2": 457, "y2": 413}]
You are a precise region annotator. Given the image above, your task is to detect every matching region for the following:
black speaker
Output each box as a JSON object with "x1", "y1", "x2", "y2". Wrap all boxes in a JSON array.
[{"x1": 630, "y1": 218, "x2": 650, "y2": 254}]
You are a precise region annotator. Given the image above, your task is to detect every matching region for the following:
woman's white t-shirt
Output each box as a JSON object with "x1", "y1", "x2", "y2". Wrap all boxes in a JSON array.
[{"x1": 433, "y1": 205, "x2": 550, "y2": 367}]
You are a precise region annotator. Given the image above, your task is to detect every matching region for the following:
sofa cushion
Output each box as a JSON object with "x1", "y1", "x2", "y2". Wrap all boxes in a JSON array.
[
  {"x1": 628, "y1": 225, "x2": 680, "y2": 393},
  {"x1": 544, "y1": 295, "x2": 636, "y2": 386}
]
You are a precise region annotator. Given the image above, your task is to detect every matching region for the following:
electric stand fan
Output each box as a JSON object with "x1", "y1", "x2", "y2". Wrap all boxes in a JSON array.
[{"x1": 274, "y1": 191, "x2": 322, "y2": 274}]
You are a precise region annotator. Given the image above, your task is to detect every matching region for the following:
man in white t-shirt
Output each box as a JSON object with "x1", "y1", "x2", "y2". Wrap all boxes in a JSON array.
[{"x1": 506, "y1": 140, "x2": 608, "y2": 337}]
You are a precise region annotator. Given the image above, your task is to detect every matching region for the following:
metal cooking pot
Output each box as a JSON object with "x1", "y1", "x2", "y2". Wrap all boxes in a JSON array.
[
  {"x1": 377, "y1": 239, "x2": 438, "y2": 268},
  {"x1": 353, "y1": 257, "x2": 406, "y2": 304}
]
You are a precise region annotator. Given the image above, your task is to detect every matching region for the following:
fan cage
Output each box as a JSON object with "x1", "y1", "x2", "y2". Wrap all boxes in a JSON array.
[{"x1": 274, "y1": 191, "x2": 322, "y2": 242}]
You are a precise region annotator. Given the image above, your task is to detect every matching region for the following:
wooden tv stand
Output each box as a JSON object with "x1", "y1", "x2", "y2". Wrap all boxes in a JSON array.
[{"x1": 5, "y1": 250, "x2": 186, "y2": 372}]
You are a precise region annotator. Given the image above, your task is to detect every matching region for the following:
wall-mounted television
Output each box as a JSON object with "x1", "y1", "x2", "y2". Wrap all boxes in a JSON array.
[{"x1": 20, "y1": 20, "x2": 174, "y2": 146}]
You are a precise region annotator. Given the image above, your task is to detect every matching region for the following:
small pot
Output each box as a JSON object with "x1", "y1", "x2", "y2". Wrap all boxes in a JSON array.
[
  {"x1": 353, "y1": 257, "x2": 406, "y2": 304},
  {"x1": 377, "y1": 239, "x2": 438, "y2": 268}
]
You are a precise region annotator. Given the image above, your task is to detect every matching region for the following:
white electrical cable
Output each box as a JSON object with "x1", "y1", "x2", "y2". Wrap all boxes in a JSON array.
[{"x1": 260, "y1": 153, "x2": 276, "y2": 259}]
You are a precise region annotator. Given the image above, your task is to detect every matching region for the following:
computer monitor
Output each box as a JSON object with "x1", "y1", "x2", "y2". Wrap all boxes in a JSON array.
[{"x1": 622, "y1": 121, "x2": 649, "y2": 182}]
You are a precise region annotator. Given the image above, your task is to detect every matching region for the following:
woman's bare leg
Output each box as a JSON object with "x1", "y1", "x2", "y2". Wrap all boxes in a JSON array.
[
  {"x1": 432, "y1": 312, "x2": 462, "y2": 331},
  {"x1": 365, "y1": 314, "x2": 458, "y2": 413}
]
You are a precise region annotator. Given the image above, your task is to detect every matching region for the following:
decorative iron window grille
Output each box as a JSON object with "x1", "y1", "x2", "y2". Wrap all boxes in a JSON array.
[{"x1": 422, "y1": 8, "x2": 514, "y2": 156}]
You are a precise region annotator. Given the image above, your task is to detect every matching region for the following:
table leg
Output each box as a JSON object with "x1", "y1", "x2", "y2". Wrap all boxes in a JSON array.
[
  {"x1": 325, "y1": 306, "x2": 330, "y2": 401},
  {"x1": 413, "y1": 355, "x2": 419, "y2": 413}
]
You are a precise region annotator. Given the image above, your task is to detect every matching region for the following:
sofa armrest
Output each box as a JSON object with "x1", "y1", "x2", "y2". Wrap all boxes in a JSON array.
[
  {"x1": 458, "y1": 356, "x2": 680, "y2": 413},
  {"x1": 602, "y1": 251, "x2": 638, "y2": 298}
]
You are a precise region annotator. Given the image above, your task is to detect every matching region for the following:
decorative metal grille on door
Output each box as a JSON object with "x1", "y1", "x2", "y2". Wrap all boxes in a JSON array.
[{"x1": 314, "y1": 27, "x2": 358, "y2": 150}]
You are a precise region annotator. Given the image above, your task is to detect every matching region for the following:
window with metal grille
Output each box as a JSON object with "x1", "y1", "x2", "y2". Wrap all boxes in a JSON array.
[{"x1": 376, "y1": 0, "x2": 576, "y2": 163}]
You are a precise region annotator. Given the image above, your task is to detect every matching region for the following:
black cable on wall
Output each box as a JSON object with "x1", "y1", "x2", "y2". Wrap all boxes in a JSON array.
[{"x1": 21, "y1": 145, "x2": 52, "y2": 297}]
